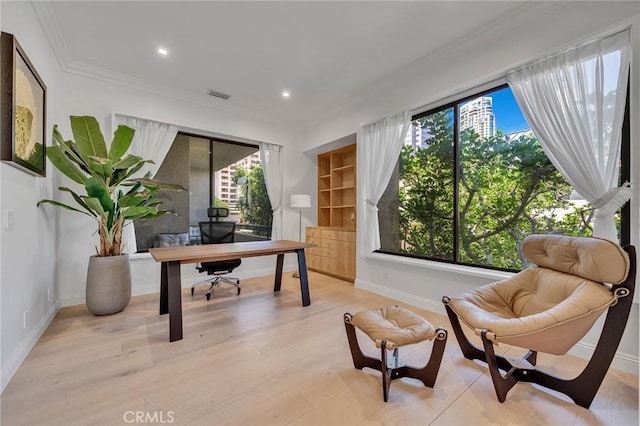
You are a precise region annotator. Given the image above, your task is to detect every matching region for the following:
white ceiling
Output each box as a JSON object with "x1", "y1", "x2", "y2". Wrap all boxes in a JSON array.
[{"x1": 35, "y1": 1, "x2": 531, "y2": 126}]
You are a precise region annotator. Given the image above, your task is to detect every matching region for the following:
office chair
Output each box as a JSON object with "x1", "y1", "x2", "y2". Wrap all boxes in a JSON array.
[
  {"x1": 443, "y1": 234, "x2": 635, "y2": 408},
  {"x1": 191, "y1": 208, "x2": 242, "y2": 300}
]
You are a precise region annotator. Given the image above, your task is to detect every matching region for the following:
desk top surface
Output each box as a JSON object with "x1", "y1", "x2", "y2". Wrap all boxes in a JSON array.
[{"x1": 149, "y1": 240, "x2": 316, "y2": 264}]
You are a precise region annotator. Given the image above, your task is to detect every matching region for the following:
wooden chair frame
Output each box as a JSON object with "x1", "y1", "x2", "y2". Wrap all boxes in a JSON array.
[
  {"x1": 344, "y1": 313, "x2": 447, "y2": 402},
  {"x1": 443, "y1": 245, "x2": 636, "y2": 409}
]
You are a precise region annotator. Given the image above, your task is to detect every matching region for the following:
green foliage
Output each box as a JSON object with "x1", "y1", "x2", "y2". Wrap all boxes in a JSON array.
[
  {"x1": 393, "y1": 111, "x2": 594, "y2": 270},
  {"x1": 214, "y1": 198, "x2": 230, "y2": 209},
  {"x1": 38, "y1": 116, "x2": 186, "y2": 256},
  {"x1": 233, "y1": 165, "x2": 272, "y2": 227}
]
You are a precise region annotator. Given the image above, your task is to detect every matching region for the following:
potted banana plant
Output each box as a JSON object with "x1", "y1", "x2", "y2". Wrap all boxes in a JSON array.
[{"x1": 38, "y1": 116, "x2": 185, "y2": 315}]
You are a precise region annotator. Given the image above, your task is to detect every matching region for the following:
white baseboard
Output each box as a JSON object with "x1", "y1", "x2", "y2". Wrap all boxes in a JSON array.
[
  {"x1": 1, "y1": 302, "x2": 59, "y2": 392},
  {"x1": 355, "y1": 278, "x2": 639, "y2": 375},
  {"x1": 355, "y1": 278, "x2": 446, "y2": 315}
]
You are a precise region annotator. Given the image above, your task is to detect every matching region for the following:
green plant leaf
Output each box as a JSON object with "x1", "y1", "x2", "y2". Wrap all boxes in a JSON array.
[
  {"x1": 113, "y1": 154, "x2": 144, "y2": 170},
  {"x1": 81, "y1": 196, "x2": 106, "y2": 217},
  {"x1": 46, "y1": 146, "x2": 87, "y2": 185},
  {"x1": 85, "y1": 177, "x2": 114, "y2": 212},
  {"x1": 121, "y1": 205, "x2": 158, "y2": 220},
  {"x1": 115, "y1": 161, "x2": 146, "y2": 184},
  {"x1": 129, "y1": 178, "x2": 189, "y2": 192},
  {"x1": 36, "y1": 199, "x2": 95, "y2": 218},
  {"x1": 70, "y1": 116, "x2": 108, "y2": 159},
  {"x1": 118, "y1": 193, "x2": 146, "y2": 207},
  {"x1": 108, "y1": 125, "x2": 135, "y2": 162},
  {"x1": 59, "y1": 187, "x2": 97, "y2": 217},
  {"x1": 53, "y1": 126, "x2": 88, "y2": 170},
  {"x1": 88, "y1": 156, "x2": 114, "y2": 178}
]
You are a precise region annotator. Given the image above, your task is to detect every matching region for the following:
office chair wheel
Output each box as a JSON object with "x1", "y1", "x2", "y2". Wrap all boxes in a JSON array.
[
  {"x1": 191, "y1": 287, "x2": 194, "y2": 296},
  {"x1": 206, "y1": 293, "x2": 211, "y2": 301}
]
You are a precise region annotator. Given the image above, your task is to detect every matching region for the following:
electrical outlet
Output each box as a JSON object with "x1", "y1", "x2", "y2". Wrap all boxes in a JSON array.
[
  {"x1": 23, "y1": 311, "x2": 29, "y2": 329},
  {"x1": 4, "y1": 210, "x2": 14, "y2": 231}
]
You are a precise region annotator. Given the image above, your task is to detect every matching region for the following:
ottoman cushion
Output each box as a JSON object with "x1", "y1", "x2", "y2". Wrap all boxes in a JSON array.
[{"x1": 351, "y1": 305, "x2": 436, "y2": 349}]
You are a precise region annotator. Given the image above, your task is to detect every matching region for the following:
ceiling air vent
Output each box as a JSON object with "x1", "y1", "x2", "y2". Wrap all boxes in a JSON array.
[{"x1": 207, "y1": 90, "x2": 231, "y2": 100}]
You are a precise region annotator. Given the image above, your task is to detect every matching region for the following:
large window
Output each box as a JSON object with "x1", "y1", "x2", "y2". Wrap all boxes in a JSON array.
[
  {"x1": 134, "y1": 134, "x2": 272, "y2": 251},
  {"x1": 378, "y1": 84, "x2": 629, "y2": 271}
]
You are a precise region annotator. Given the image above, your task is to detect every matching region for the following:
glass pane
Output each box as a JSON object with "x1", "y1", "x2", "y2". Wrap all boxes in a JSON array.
[
  {"x1": 134, "y1": 136, "x2": 272, "y2": 252},
  {"x1": 379, "y1": 108, "x2": 455, "y2": 260},
  {"x1": 457, "y1": 87, "x2": 593, "y2": 270}
]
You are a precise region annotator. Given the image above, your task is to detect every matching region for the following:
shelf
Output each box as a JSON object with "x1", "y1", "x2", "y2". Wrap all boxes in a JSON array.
[
  {"x1": 318, "y1": 144, "x2": 356, "y2": 228},
  {"x1": 333, "y1": 164, "x2": 354, "y2": 172}
]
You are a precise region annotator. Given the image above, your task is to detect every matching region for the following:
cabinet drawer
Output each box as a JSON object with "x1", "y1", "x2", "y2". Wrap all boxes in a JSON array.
[
  {"x1": 337, "y1": 230, "x2": 356, "y2": 242},
  {"x1": 322, "y1": 256, "x2": 336, "y2": 272},
  {"x1": 321, "y1": 247, "x2": 337, "y2": 258},
  {"x1": 323, "y1": 239, "x2": 339, "y2": 250},
  {"x1": 306, "y1": 227, "x2": 320, "y2": 238},
  {"x1": 319, "y1": 229, "x2": 338, "y2": 240},
  {"x1": 307, "y1": 254, "x2": 321, "y2": 270}
]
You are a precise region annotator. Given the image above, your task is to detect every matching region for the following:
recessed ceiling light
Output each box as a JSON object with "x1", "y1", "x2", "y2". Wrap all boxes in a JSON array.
[
  {"x1": 282, "y1": 91, "x2": 290, "y2": 98},
  {"x1": 158, "y1": 47, "x2": 168, "y2": 56}
]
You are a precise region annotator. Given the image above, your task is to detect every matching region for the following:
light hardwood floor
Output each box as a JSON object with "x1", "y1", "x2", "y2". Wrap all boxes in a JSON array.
[{"x1": 2, "y1": 272, "x2": 638, "y2": 425}]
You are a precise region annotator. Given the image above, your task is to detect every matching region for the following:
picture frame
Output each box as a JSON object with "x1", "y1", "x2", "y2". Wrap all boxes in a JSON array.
[{"x1": 1, "y1": 31, "x2": 47, "y2": 177}]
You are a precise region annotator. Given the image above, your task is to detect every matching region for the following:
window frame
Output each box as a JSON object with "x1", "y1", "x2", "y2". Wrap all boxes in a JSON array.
[{"x1": 377, "y1": 82, "x2": 631, "y2": 273}]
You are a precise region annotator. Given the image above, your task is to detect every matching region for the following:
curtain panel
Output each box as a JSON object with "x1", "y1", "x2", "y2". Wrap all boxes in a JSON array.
[
  {"x1": 259, "y1": 142, "x2": 284, "y2": 240},
  {"x1": 507, "y1": 30, "x2": 631, "y2": 242},
  {"x1": 115, "y1": 115, "x2": 179, "y2": 253},
  {"x1": 360, "y1": 111, "x2": 410, "y2": 253}
]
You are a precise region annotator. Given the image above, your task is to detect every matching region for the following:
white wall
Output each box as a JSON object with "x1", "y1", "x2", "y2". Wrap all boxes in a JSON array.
[
  {"x1": 302, "y1": 2, "x2": 640, "y2": 373},
  {"x1": 0, "y1": 1, "x2": 63, "y2": 391}
]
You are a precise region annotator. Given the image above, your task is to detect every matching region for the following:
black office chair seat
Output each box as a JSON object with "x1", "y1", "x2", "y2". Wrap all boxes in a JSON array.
[
  {"x1": 199, "y1": 259, "x2": 242, "y2": 273},
  {"x1": 191, "y1": 216, "x2": 242, "y2": 300}
]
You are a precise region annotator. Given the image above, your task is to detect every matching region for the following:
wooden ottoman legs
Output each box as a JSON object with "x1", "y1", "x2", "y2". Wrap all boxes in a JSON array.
[{"x1": 344, "y1": 313, "x2": 447, "y2": 402}]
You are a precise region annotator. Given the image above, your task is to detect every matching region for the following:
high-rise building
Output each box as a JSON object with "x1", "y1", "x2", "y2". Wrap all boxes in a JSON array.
[
  {"x1": 215, "y1": 152, "x2": 261, "y2": 212},
  {"x1": 460, "y1": 96, "x2": 496, "y2": 139},
  {"x1": 404, "y1": 122, "x2": 432, "y2": 149}
]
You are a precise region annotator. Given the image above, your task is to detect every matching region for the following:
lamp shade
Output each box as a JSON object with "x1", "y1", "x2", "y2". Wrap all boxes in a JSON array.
[{"x1": 291, "y1": 194, "x2": 311, "y2": 209}]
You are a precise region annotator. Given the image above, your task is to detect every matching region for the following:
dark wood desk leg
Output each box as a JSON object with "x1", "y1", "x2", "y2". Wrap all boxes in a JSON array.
[
  {"x1": 274, "y1": 253, "x2": 284, "y2": 292},
  {"x1": 167, "y1": 260, "x2": 183, "y2": 342},
  {"x1": 160, "y1": 262, "x2": 169, "y2": 315},
  {"x1": 296, "y1": 249, "x2": 311, "y2": 306}
]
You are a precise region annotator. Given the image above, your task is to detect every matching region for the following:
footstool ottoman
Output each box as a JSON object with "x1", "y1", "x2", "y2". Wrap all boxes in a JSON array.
[{"x1": 343, "y1": 305, "x2": 447, "y2": 402}]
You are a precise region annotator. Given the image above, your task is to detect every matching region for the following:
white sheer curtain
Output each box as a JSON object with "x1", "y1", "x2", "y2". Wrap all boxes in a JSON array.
[
  {"x1": 115, "y1": 114, "x2": 179, "y2": 253},
  {"x1": 360, "y1": 111, "x2": 410, "y2": 252},
  {"x1": 507, "y1": 30, "x2": 631, "y2": 242},
  {"x1": 259, "y1": 142, "x2": 284, "y2": 240}
]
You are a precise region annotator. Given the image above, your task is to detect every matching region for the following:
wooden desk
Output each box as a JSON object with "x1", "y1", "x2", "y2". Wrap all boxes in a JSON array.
[{"x1": 149, "y1": 240, "x2": 317, "y2": 342}]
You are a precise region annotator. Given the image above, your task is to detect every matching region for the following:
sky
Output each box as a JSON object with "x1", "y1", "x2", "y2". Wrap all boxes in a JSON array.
[{"x1": 488, "y1": 87, "x2": 530, "y2": 134}]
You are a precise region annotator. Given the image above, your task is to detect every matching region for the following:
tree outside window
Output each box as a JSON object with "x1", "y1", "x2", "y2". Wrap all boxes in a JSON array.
[{"x1": 378, "y1": 85, "x2": 625, "y2": 271}]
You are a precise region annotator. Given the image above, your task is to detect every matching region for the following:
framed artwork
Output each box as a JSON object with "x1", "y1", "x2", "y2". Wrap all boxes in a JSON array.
[{"x1": 1, "y1": 31, "x2": 47, "y2": 177}]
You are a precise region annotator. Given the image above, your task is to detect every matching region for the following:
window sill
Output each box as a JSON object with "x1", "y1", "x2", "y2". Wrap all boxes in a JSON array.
[{"x1": 365, "y1": 252, "x2": 514, "y2": 281}]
